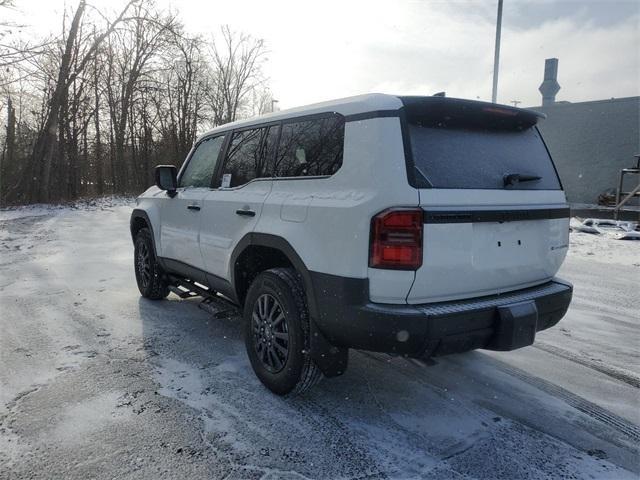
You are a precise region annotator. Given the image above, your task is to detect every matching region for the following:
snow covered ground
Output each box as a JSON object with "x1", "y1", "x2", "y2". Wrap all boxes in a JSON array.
[{"x1": 0, "y1": 201, "x2": 638, "y2": 479}]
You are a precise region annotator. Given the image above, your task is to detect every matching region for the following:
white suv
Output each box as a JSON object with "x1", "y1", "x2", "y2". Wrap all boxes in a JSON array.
[{"x1": 131, "y1": 94, "x2": 573, "y2": 395}]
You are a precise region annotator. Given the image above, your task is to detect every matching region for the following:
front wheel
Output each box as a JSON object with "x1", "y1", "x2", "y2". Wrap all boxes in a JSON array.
[
  {"x1": 243, "y1": 268, "x2": 322, "y2": 396},
  {"x1": 134, "y1": 228, "x2": 169, "y2": 300}
]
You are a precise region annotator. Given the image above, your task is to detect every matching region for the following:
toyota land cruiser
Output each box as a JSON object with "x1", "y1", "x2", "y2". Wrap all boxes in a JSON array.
[{"x1": 130, "y1": 94, "x2": 573, "y2": 395}]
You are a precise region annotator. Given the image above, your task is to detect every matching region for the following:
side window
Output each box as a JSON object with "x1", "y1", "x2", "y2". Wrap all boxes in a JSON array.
[
  {"x1": 274, "y1": 115, "x2": 344, "y2": 178},
  {"x1": 262, "y1": 125, "x2": 280, "y2": 176},
  {"x1": 222, "y1": 127, "x2": 269, "y2": 187},
  {"x1": 179, "y1": 135, "x2": 225, "y2": 188}
]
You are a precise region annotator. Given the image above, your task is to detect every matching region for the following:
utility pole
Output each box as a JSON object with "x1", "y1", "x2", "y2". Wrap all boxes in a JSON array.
[
  {"x1": 491, "y1": 0, "x2": 503, "y2": 103},
  {"x1": 510, "y1": 100, "x2": 521, "y2": 107}
]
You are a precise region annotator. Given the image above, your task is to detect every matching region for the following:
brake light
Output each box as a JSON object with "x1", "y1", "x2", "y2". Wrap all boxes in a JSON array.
[
  {"x1": 369, "y1": 208, "x2": 423, "y2": 270},
  {"x1": 482, "y1": 106, "x2": 518, "y2": 117}
]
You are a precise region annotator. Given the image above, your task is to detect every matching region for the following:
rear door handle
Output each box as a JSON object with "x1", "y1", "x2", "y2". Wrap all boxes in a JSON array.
[
  {"x1": 236, "y1": 209, "x2": 256, "y2": 217},
  {"x1": 187, "y1": 205, "x2": 201, "y2": 211}
]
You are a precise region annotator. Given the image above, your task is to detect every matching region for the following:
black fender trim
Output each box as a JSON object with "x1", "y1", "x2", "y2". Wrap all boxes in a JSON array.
[
  {"x1": 131, "y1": 209, "x2": 151, "y2": 239},
  {"x1": 230, "y1": 233, "x2": 348, "y2": 377},
  {"x1": 131, "y1": 209, "x2": 172, "y2": 275},
  {"x1": 130, "y1": 209, "x2": 157, "y2": 252},
  {"x1": 230, "y1": 233, "x2": 317, "y2": 316}
]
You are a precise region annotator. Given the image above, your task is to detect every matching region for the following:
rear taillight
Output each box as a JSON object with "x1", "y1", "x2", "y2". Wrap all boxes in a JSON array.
[
  {"x1": 369, "y1": 208, "x2": 423, "y2": 270},
  {"x1": 482, "y1": 106, "x2": 518, "y2": 116}
]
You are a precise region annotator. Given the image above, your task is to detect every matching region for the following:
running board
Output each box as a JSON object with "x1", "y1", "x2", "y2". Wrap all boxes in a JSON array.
[
  {"x1": 199, "y1": 296, "x2": 239, "y2": 319},
  {"x1": 168, "y1": 285, "x2": 198, "y2": 299},
  {"x1": 167, "y1": 274, "x2": 239, "y2": 319}
]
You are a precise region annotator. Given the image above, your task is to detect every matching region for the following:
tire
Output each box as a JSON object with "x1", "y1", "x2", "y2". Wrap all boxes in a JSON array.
[
  {"x1": 134, "y1": 228, "x2": 169, "y2": 300},
  {"x1": 243, "y1": 268, "x2": 323, "y2": 396}
]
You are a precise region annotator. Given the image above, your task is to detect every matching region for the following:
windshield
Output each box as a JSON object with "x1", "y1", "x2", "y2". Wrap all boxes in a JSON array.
[{"x1": 408, "y1": 123, "x2": 562, "y2": 190}]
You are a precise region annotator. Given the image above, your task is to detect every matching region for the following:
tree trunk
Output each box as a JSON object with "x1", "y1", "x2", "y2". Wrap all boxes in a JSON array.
[
  {"x1": 56, "y1": 88, "x2": 68, "y2": 202},
  {"x1": 31, "y1": 0, "x2": 86, "y2": 203},
  {"x1": 68, "y1": 83, "x2": 79, "y2": 199},
  {"x1": 1, "y1": 96, "x2": 16, "y2": 204},
  {"x1": 110, "y1": 118, "x2": 118, "y2": 193},
  {"x1": 94, "y1": 60, "x2": 103, "y2": 196},
  {"x1": 82, "y1": 127, "x2": 88, "y2": 196}
]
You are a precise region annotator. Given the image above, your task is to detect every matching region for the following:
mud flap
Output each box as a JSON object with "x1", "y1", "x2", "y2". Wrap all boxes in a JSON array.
[
  {"x1": 489, "y1": 300, "x2": 538, "y2": 351},
  {"x1": 310, "y1": 319, "x2": 348, "y2": 377}
]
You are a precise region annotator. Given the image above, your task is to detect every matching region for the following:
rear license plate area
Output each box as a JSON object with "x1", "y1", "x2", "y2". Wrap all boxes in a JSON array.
[{"x1": 472, "y1": 221, "x2": 539, "y2": 268}]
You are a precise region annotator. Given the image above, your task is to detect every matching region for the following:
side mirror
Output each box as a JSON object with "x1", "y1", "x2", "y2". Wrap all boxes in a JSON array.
[{"x1": 155, "y1": 165, "x2": 178, "y2": 197}]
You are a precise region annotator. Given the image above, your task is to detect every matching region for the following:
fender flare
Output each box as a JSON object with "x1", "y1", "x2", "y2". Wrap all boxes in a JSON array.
[
  {"x1": 130, "y1": 209, "x2": 160, "y2": 258},
  {"x1": 230, "y1": 233, "x2": 348, "y2": 377},
  {"x1": 230, "y1": 232, "x2": 318, "y2": 319}
]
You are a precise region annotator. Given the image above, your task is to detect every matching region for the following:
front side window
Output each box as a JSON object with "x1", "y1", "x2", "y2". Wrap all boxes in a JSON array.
[
  {"x1": 273, "y1": 116, "x2": 344, "y2": 178},
  {"x1": 222, "y1": 128, "x2": 269, "y2": 187},
  {"x1": 179, "y1": 135, "x2": 225, "y2": 188}
]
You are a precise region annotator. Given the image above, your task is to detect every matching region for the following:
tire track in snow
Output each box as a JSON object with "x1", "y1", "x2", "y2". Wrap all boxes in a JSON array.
[
  {"x1": 493, "y1": 361, "x2": 640, "y2": 443},
  {"x1": 534, "y1": 341, "x2": 640, "y2": 389},
  {"x1": 356, "y1": 352, "x2": 496, "y2": 462},
  {"x1": 364, "y1": 351, "x2": 640, "y2": 456},
  {"x1": 292, "y1": 398, "x2": 390, "y2": 479}
]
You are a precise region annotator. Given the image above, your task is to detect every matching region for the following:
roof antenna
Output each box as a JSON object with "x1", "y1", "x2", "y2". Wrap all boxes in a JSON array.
[{"x1": 433, "y1": 92, "x2": 446, "y2": 97}]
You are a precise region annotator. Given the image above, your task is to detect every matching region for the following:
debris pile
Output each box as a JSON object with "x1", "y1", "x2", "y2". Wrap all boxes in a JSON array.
[{"x1": 571, "y1": 218, "x2": 640, "y2": 240}]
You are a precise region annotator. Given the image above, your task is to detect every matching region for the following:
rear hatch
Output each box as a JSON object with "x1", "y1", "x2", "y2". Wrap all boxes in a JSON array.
[{"x1": 401, "y1": 97, "x2": 569, "y2": 304}]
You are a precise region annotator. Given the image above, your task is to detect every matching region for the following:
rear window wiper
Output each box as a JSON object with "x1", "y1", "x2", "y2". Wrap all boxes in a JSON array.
[{"x1": 503, "y1": 173, "x2": 542, "y2": 187}]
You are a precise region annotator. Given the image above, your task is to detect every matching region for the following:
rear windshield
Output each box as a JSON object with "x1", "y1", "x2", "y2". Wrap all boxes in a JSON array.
[{"x1": 408, "y1": 124, "x2": 562, "y2": 190}]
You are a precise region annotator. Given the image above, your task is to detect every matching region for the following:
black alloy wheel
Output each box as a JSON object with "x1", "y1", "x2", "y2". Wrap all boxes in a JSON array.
[{"x1": 252, "y1": 293, "x2": 290, "y2": 373}]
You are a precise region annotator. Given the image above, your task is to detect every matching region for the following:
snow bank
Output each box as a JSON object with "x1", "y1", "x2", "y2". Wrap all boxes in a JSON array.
[
  {"x1": 0, "y1": 196, "x2": 135, "y2": 221},
  {"x1": 569, "y1": 219, "x2": 640, "y2": 267}
]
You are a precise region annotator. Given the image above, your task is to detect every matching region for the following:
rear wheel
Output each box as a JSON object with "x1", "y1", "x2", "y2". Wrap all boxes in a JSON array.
[
  {"x1": 134, "y1": 228, "x2": 169, "y2": 300},
  {"x1": 243, "y1": 268, "x2": 322, "y2": 396}
]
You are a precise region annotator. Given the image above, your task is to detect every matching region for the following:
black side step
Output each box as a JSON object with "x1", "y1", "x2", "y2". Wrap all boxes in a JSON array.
[
  {"x1": 199, "y1": 296, "x2": 239, "y2": 319},
  {"x1": 167, "y1": 275, "x2": 239, "y2": 319},
  {"x1": 168, "y1": 285, "x2": 198, "y2": 299}
]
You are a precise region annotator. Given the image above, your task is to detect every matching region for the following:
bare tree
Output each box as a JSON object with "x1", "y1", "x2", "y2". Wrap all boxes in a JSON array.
[
  {"x1": 0, "y1": 95, "x2": 15, "y2": 200},
  {"x1": 0, "y1": 2, "x2": 272, "y2": 206},
  {"x1": 30, "y1": 0, "x2": 136, "y2": 202},
  {"x1": 92, "y1": 35, "x2": 105, "y2": 195},
  {"x1": 250, "y1": 87, "x2": 276, "y2": 116},
  {"x1": 205, "y1": 26, "x2": 267, "y2": 126},
  {"x1": 151, "y1": 29, "x2": 207, "y2": 165},
  {"x1": 105, "y1": 3, "x2": 176, "y2": 192}
]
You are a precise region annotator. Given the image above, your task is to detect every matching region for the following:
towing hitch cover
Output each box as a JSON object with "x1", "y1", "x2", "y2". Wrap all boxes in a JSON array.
[{"x1": 490, "y1": 300, "x2": 538, "y2": 351}]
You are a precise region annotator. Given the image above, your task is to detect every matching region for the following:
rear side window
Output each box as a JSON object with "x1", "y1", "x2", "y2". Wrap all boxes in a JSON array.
[
  {"x1": 408, "y1": 124, "x2": 561, "y2": 190},
  {"x1": 223, "y1": 128, "x2": 269, "y2": 187},
  {"x1": 179, "y1": 135, "x2": 225, "y2": 188},
  {"x1": 273, "y1": 115, "x2": 344, "y2": 177}
]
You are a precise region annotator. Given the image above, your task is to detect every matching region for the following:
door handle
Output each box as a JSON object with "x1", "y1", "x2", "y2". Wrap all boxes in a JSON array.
[
  {"x1": 187, "y1": 205, "x2": 201, "y2": 211},
  {"x1": 236, "y1": 209, "x2": 256, "y2": 217}
]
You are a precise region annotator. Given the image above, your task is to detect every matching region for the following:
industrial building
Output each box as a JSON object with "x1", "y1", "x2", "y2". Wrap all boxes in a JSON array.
[{"x1": 532, "y1": 59, "x2": 639, "y2": 215}]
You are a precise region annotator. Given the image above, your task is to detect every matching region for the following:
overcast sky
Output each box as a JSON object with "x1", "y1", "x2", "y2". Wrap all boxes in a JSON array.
[{"x1": 7, "y1": 0, "x2": 640, "y2": 108}]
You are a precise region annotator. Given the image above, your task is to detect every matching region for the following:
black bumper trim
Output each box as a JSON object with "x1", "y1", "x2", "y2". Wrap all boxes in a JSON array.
[
  {"x1": 414, "y1": 281, "x2": 570, "y2": 316},
  {"x1": 309, "y1": 272, "x2": 572, "y2": 357}
]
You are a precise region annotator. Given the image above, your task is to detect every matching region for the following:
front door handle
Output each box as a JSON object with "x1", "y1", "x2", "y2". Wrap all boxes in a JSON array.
[
  {"x1": 187, "y1": 205, "x2": 201, "y2": 211},
  {"x1": 236, "y1": 209, "x2": 256, "y2": 217}
]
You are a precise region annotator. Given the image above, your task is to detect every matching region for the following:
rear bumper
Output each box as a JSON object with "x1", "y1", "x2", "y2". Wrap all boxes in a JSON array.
[{"x1": 309, "y1": 273, "x2": 572, "y2": 357}]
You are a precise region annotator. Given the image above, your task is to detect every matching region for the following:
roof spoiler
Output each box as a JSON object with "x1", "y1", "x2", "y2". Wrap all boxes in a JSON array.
[{"x1": 399, "y1": 96, "x2": 545, "y2": 130}]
